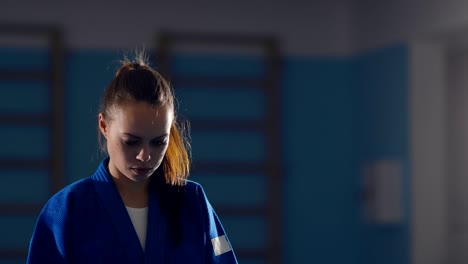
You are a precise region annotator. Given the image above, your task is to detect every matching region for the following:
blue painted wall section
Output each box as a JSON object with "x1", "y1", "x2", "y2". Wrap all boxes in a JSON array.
[
  {"x1": 282, "y1": 57, "x2": 358, "y2": 264},
  {"x1": 65, "y1": 50, "x2": 122, "y2": 183},
  {"x1": 351, "y1": 45, "x2": 410, "y2": 264}
]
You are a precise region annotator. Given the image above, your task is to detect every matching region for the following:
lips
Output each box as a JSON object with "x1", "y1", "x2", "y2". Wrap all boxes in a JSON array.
[{"x1": 130, "y1": 167, "x2": 152, "y2": 175}]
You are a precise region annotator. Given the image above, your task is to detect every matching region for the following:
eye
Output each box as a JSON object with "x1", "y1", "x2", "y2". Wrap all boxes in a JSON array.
[
  {"x1": 123, "y1": 139, "x2": 139, "y2": 146},
  {"x1": 151, "y1": 139, "x2": 168, "y2": 146}
]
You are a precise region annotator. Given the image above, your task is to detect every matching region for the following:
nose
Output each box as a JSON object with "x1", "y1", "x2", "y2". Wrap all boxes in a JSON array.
[{"x1": 136, "y1": 145, "x2": 151, "y2": 163}]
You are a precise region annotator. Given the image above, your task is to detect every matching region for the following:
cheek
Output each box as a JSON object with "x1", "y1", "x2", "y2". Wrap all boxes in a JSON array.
[
  {"x1": 109, "y1": 139, "x2": 133, "y2": 161},
  {"x1": 105, "y1": 137, "x2": 117, "y2": 155},
  {"x1": 153, "y1": 146, "x2": 169, "y2": 161}
]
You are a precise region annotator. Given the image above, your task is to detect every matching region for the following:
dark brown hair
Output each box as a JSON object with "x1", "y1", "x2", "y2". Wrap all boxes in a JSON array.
[{"x1": 98, "y1": 53, "x2": 190, "y2": 186}]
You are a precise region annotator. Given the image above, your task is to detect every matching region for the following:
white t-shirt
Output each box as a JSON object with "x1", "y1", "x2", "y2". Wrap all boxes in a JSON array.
[{"x1": 125, "y1": 206, "x2": 148, "y2": 251}]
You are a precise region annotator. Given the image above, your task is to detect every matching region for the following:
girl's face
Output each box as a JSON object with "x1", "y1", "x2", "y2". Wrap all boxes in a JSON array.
[{"x1": 99, "y1": 101, "x2": 173, "y2": 184}]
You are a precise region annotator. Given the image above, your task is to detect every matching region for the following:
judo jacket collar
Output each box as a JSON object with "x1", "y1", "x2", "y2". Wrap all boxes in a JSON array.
[{"x1": 92, "y1": 158, "x2": 167, "y2": 263}]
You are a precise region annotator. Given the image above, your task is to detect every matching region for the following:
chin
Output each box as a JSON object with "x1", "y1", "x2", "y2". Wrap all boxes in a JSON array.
[
  {"x1": 128, "y1": 169, "x2": 153, "y2": 181},
  {"x1": 128, "y1": 175, "x2": 151, "y2": 183}
]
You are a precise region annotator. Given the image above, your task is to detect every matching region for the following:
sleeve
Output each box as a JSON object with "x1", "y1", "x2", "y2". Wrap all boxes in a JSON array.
[
  {"x1": 26, "y1": 195, "x2": 72, "y2": 264},
  {"x1": 197, "y1": 185, "x2": 238, "y2": 264}
]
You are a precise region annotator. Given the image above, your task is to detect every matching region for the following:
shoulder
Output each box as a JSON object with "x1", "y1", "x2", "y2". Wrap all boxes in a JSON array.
[
  {"x1": 183, "y1": 180, "x2": 209, "y2": 201},
  {"x1": 183, "y1": 179, "x2": 203, "y2": 192},
  {"x1": 180, "y1": 180, "x2": 214, "y2": 215},
  {"x1": 51, "y1": 177, "x2": 94, "y2": 200},
  {"x1": 40, "y1": 177, "x2": 95, "y2": 214}
]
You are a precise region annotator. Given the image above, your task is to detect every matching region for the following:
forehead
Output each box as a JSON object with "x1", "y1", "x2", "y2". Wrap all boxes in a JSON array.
[{"x1": 110, "y1": 101, "x2": 173, "y2": 133}]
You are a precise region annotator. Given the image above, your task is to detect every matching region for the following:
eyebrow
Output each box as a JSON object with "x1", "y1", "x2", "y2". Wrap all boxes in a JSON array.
[{"x1": 122, "y1": 133, "x2": 169, "y2": 140}]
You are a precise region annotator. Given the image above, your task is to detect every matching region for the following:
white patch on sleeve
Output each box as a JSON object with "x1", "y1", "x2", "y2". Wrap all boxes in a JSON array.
[{"x1": 211, "y1": 235, "x2": 231, "y2": 256}]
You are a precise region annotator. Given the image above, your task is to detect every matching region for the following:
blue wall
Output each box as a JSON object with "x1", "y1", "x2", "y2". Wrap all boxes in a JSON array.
[
  {"x1": 283, "y1": 57, "x2": 358, "y2": 263},
  {"x1": 66, "y1": 50, "x2": 121, "y2": 183},
  {"x1": 0, "y1": 44, "x2": 409, "y2": 264},
  {"x1": 351, "y1": 45, "x2": 410, "y2": 264}
]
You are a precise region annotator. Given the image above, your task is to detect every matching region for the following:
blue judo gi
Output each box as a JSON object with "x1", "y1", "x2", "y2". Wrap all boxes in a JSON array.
[{"x1": 27, "y1": 159, "x2": 238, "y2": 264}]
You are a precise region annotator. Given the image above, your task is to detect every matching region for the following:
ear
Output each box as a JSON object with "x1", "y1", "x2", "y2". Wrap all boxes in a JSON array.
[{"x1": 98, "y1": 113, "x2": 108, "y2": 139}]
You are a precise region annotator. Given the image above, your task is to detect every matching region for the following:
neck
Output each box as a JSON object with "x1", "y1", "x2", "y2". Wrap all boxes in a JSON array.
[{"x1": 112, "y1": 174, "x2": 150, "y2": 208}]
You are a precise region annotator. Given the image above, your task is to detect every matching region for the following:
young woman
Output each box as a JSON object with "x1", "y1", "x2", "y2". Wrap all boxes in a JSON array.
[{"x1": 26, "y1": 54, "x2": 238, "y2": 264}]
